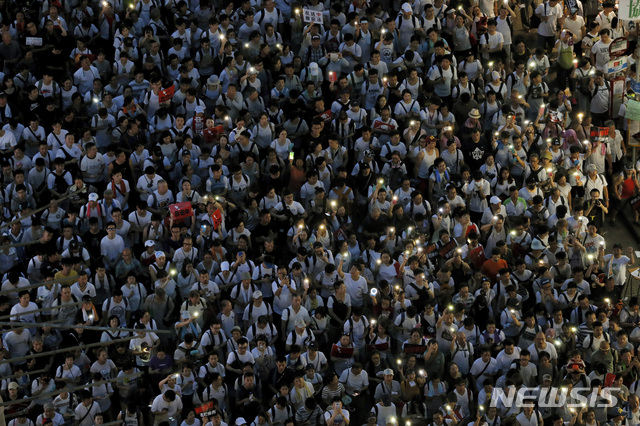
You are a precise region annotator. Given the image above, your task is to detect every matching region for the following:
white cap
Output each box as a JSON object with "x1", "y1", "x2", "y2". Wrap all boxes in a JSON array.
[
  {"x1": 401, "y1": 2, "x2": 412, "y2": 12},
  {"x1": 155, "y1": 251, "x2": 166, "y2": 258},
  {"x1": 531, "y1": 239, "x2": 545, "y2": 250},
  {"x1": 309, "y1": 62, "x2": 319, "y2": 76},
  {"x1": 195, "y1": 106, "x2": 205, "y2": 114},
  {"x1": 88, "y1": 193, "x2": 99, "y2": 202},
  {"x1": 144, "y1": 240, "x2": 155, "y2": 248},
  {"x1": 490, "y1": 196, "x2": 502, "y2": 204},
  {"x1": 491, "y1": 71, "x2": 501, "y2": 81},
  {"x1": 221, "y1": 261, "x2": 230, "y2": 271}
]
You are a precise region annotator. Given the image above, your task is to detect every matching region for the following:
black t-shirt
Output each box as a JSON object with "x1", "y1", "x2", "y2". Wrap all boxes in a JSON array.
[
  {"x1": 251, "y1": 222, "x2": 277, "y2": 247},
  {"x1": 83, "y1": 229, "x2": 107, "y2": 259},
  {"x1": 461, "y1": 136, "x2": 491, "y2": 171}
]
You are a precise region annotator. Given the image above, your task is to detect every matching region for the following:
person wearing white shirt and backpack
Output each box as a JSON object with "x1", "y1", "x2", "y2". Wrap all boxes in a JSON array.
[{"x1": 534, "y1": 0, "x2": 563, "y2": 54}]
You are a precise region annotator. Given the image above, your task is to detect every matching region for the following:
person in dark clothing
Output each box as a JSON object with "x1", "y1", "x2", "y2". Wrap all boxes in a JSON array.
[{"x1": 461, "y1": 128, "x2": 491, "y2": 171}]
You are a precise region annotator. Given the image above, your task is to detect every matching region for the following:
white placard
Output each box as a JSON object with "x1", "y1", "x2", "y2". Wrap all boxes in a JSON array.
[
  {"x1": 619, "y1": 0, "x2": 640, "y2": 20},
  {"x1": 25, "y1": 37, "x2": 42, "y2": 46},
  {"x1": 303, "y1": 8, "x2": 323, "y2": 24}
]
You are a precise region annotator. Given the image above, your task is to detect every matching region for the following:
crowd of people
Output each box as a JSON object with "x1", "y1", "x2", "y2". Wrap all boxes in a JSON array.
[{"x1": 0, "y1": 0, "x2": 639, "y2": 425}]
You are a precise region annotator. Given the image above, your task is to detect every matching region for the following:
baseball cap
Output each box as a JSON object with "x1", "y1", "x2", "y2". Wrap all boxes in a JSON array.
[
  {"x1": 309, "y1": 62, "x2": 319, "y2": 75},
  {"x1": 252, "y1": 290, "x2": 263, "y2": 299},
  {"x1": 145, "y1": 240, "x2": 155, "y2": 248},
  {"x1": 88, "y1": 193, "x2": 99, "y2": 202},
  {"x1": 221, "y1": 261, "x2": 230, "y2": 271},
  {"x1": 401, "y1": 2, "x2": 412, "y2": 12},
  {"x1": 8, "y1": 382, "x2": 18, "y2": 390},
  {"x1": 490, "y1": 196, "x2": 501, "y2": 204},
  {"x1": 507, "y1": 298, "x2": 521, "y2": 310},
  {"x1": 295, "y1": 318, "x2": 306, "y2": 328},
  {"x1": 381, "y1": 394, "x2": 392, "y2": 406}
]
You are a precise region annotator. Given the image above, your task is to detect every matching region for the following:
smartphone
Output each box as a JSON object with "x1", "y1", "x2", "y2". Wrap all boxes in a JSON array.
[{"x1": 289, "y1": 151, "x2": 295, "y2": 161}]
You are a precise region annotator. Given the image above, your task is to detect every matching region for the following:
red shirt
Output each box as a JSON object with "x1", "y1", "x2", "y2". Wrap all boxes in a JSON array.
[
  {"x1": 481, "y1": 258, "x2": 508, "y2": 283},
  {"x1": 621, "y1": 178, "x2": 636, "y2": 200}
]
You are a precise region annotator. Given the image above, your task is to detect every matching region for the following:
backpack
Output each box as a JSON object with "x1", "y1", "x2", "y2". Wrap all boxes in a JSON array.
[
  {"x1": 53, "y1": 171, "x2": 71, "y2": 194},
  {"x1": 483, "y1": 32, "x2": 506, "y2": 61},
  {"x1": 104, "y1": 296, "x2": 129, "y2": 321},
  {"x1": 256, "y1": 7, "x2": 281, "y2": 26},
  {"x1": 57, "y1": 235, "x2": 79, "y2": 252},
  {"x1": 178, "y1": 342, "x2": 201, "y2": 362},
  {"x1": 246, "y1": 300, "x2": 270, "y2": 322},
  {"x1": 529, "y1": 3, "x2": 546, "y2": 28},
  {"x1": 469, "y1": 246, "x2": 487, "y2": 269},
  {"x1": 229, "y1": 173, "x2": 250, "y2": 192},
  {"x1": 576, "y1": 68, "x2": 592, "y2": 96},
  {"x1": 407, "y1": 199, "x2": 430, "y2": 217},
  {"x1": 56, "y1": 293, "x2": 78, "y2": 306},
  {"x1": 526, "y1": 81, "x2": 548, "y2": 101},
  {"x1": 37, "y1": 79, "x2": 59, "y2": 99},
  {"x1": 387, "y1": 163, "x2": 405, "y2": 189},
  {"x1": 584, "y1": 331, "x2": 609, "y2": 352},
  {"x1": 569, "y1": 249, "x2": 584, "y2": 270}
]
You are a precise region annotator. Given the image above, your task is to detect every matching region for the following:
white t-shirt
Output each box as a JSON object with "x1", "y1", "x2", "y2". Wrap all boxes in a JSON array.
[
  {"x1": 80, "y1": 153, "x2": 105, "y2": 182},
  {"x1": 591, "y1": 40, "x2": 612, "y2": 71},
  {"x1": 100, "y1": 234, "x2": 125, "y2": 263},
  {"x1": 535, "y1": 2, "x2": 563, "y2": 37},
  {"x1": 479, "y1": 32, "x2": 504, "y2": 60},
  {"x1": 604, "y1": 254, "x2": 631, "y2": 286},
  {"x1": 324, "y1": 408, "x2": 350, "y2": 426},
  {"x1": 495, "y1": 15, "x2": 513, "y2": 45}
]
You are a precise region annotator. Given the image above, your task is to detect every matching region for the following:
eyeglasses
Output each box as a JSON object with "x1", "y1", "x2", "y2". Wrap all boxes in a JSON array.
[{"x1": 107, "y1": 228, "x2": 116, "y2": 231}]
